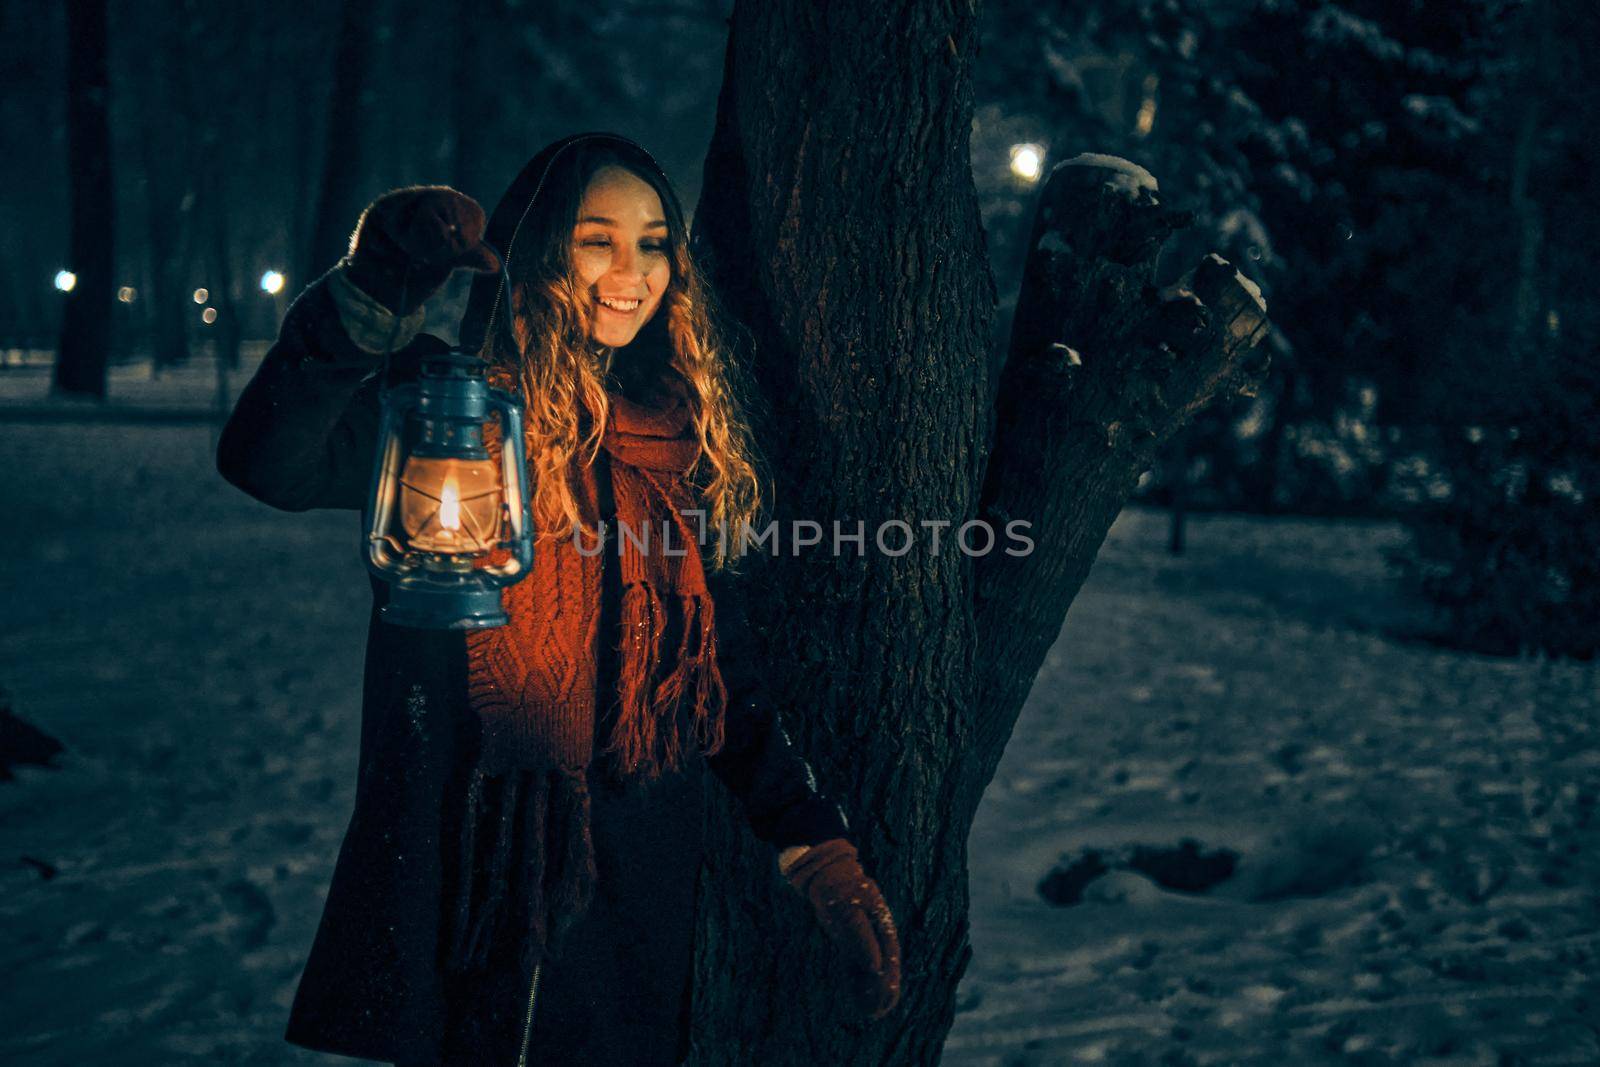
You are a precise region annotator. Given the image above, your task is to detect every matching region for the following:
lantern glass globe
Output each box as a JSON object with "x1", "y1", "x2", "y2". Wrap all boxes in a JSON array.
[{"x1": 397, "y1": 455, "x2": 505, "y2": 556}]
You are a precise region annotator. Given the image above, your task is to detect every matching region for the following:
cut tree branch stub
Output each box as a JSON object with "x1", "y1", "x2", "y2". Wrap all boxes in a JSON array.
[{"x1": 967, "y1": 155, "x2": 1271, "y2": 799}]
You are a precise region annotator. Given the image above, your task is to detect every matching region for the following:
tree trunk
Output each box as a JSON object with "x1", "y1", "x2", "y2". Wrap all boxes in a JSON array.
[
  {"x1": 1252, "y1": 363, "x2": 1294, "y2": 512},
  {"x1": 1164, "y1": 429, "x2": 1189, "y2": 556},
  {"x1": 137, "y1": 6, "x2": 195, "y2": 371},
  {"x1": 205, "y1": 166, "x2": 242, "y2": 380},
  {"x1": 173, "y1": 1, "x2": 239, "y2": 380},
  {"x1": 1508, "y1": 0, "x2": 1551, "y2": 364},
  {"x1": 142, "y1": 182, "x2": 194, "y2": 370},
  {"x1": 289, "y1": 27, "x2": 322, "y2": 294},
  {"x1": 304, "y1": 0, "x2": 376, "y2": 285},
  {"x1": 687, "y1": 6, "x2": 1269, "y2": 1064},
  {"x1": 689, "y1": 5, "x2": 989, "y2": 1063},
  {"x1": 53, "y1": 0, "x2": 114, "y2": 399},
  {"x1": 197, "y1": 76, "x2": 241, "y2": 378}
]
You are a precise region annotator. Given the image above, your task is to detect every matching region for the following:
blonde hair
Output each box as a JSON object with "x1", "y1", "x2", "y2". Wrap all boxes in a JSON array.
[{"x1": 481, "y1": 182, "x2": 763, "y2": 571}]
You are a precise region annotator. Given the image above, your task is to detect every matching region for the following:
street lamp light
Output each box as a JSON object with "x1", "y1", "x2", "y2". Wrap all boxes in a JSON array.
[{"x1": 1009, "y1": 143, "x2": 1045, "y2": 183}]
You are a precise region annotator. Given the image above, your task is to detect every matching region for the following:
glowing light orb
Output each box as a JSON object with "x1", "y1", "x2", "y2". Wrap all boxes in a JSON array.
[
  {"x1": 1009, "y1": 143, "x2": 1044, "y2": 183},
  {"x1": 193, "y1": 287, "x2": 209, "y2": 304},
  {"x1": 54, "y1": 271, "x2": 77, "y2": 292},
  {"x1": 260, "y1": 270, "x2": 285, "y2": 295}
]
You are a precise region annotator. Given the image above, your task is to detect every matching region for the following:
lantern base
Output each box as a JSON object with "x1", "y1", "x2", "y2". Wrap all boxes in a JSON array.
[{"x1": 380, "y1": 584, "x2": 508, "y2": 630}]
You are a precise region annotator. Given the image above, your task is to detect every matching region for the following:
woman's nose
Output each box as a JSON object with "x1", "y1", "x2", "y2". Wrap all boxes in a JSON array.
[{"x1": 608, "y1": 244, "x2": 645, "y2": 283}]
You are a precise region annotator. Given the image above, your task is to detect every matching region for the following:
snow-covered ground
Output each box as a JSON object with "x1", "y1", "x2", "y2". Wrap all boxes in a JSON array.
[
  {"x1": 2, "y1": 362, "x2": 370, "y2": 1064},
  {"x1": 3, "y1": 361, "x2": 1598, "y2": 1065},
  {"x1": 947, "y1": 515, "x2": 1600, "y2": 1065}
]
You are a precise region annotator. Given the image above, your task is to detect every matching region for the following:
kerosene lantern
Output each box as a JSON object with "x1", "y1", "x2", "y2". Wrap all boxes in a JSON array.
[{"x1": 363, "y1": 349, "x2": 533, "y2": 629}]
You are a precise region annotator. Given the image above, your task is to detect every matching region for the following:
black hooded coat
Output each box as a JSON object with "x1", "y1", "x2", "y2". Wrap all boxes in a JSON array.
[{"x1": 216, "y1": 134, "x2": 847, "y2": 1065}]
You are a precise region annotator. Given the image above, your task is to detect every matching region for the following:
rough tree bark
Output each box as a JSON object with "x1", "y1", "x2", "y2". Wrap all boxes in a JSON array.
[
  {"x1": 53, "y1": 0, "x2": 114, "y2": 399},
  {"x1": 687, "y1": 5, "x2": 1268, "y2": 1065}
]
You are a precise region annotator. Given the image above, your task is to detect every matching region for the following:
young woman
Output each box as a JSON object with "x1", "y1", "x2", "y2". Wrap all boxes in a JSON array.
[{"x1": 217, "y1": 132, "x2": 900, "y2": 1066}]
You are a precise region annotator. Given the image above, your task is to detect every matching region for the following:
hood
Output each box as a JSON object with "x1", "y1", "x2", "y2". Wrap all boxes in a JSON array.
[{"x1": 458, "y1": 132, "x2": 676, "y2": 358}]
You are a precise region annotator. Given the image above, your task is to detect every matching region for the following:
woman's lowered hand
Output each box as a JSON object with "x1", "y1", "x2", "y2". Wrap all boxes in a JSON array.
[{"x1": 781, "y1": 838, "x2": 902, "y2": 1020}]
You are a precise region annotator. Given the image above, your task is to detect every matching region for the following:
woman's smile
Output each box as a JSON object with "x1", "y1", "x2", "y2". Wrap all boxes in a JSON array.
[{"x1": 571, "y1": 165, "x2": 672, "y2": 348}]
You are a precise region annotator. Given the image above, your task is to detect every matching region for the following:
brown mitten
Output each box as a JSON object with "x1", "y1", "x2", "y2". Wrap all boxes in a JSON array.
[
  {"x1": 781, "y1": 838, "x2": 902, "y2": 1019},
  {"x1": 342, "y1": 186, "x2": 500, "y2": 315}
]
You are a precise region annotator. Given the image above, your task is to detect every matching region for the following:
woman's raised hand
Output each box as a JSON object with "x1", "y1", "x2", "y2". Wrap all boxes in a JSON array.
[
  {"x1": 342, "y1": 186, "x2": 502, "y2": 316},
  {"x1": 781, "y1": 837, "x2": 903, "y2": 1020}
]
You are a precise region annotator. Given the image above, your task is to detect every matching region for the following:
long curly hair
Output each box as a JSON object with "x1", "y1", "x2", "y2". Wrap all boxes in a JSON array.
[{"x1": 477, "y1": 142, "x2": 763, "y2": 570}]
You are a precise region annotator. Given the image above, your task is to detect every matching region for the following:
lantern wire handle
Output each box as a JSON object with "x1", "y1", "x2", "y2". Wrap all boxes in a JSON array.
[
  {"x1": 475, "y1": 242, "x2": 515, "y2": 366},
  {"x1": 367, "y1": 242, "x2": 512, "y2": 393},
  {"x1": 369, "y1": 245, "x2": 511, "y2": 376},
  {"x1": 374, "y1": 267, "x2": 412, "y2": 393}
]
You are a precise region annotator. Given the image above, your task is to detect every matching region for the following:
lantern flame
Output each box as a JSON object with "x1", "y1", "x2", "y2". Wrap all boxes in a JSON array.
[{"x1": 439, "y1": 476, "x2": 461, "y2": 532}]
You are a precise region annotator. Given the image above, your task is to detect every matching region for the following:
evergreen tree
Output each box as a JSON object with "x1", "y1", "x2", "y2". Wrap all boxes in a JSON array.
[
  {"x1": 1394, "y1": 0, "x2": 1600, "y2": 658},
  {"x1": 976, "y1": 0, "x2": 1511, "y2": 515}
]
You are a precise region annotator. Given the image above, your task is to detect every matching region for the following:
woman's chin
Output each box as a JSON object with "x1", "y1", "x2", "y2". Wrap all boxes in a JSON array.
[{"x1": 592, "y1": 325, "x2": 643, "y2": 349}]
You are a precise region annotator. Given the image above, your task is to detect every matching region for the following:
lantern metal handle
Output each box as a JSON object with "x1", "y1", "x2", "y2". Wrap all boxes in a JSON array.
[
  {"x1": 481, "y1": 386, "x2": 534, "y2": 579},
  {"x1": 364, "y1": 382, "x2": 419, "y2": 575}
]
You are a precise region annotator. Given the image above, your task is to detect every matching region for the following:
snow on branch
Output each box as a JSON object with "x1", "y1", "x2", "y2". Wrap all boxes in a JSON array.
[{"x1": 1054, "y1": 153, "x2": 1159, "y2": 198}]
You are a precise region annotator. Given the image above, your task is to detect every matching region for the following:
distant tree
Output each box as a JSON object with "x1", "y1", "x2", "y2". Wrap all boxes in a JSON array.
[
  {"x1": 53, "y1": 0, "x2": 114, "y2": 399},
  {"x1": 133, "y1": 3, "x2": 196, "y2": 370},
  {"x1": 170, "y1": 0, "x2": 248, "y2": 380},
  {"x1": 449, "y1": 1, "x2": 494, "y2": 202},
  {"x1": 685, "y1": 4, "x2": 1267, "y2": 1061},
  {"x1": 1394, "y1": 0, "x2": 1600, "y2": 658},
  {"x1": 0, "y1": 4, "x2": 61, "y2": 347},
  {"x1": 304, "y1": 0, "x2": 378, "y2": 289},
  {"x1": 975, "y1": 0, "x2": 1509, "y2": 518}
]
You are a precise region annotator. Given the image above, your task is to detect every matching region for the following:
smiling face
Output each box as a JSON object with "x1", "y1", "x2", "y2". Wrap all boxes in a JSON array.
[{"x1": 570, "y1": 165, "x2": 672, "y2": 349}]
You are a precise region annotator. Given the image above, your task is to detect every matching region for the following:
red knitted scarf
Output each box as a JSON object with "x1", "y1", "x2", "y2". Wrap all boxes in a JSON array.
[
  {"x1": 445, "y1": 369, "x2": 731, "y2": 972},
  {"x1": 463, "y1": 368, "x2": 728, "y2": 778}
]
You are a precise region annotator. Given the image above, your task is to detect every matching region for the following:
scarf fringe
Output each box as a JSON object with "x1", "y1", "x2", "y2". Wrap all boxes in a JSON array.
[
  {"x1": 612, "y1": 580, "x2": 664, "y2": 776},
  {"x1": 443, "y1": 766, "x2": 597, "y2": 977},
  {"x1": 443, "y1": 768, "x2": 487, "y2": 970},
  {"x1": 540, "y1": 768, "x2": 597, "y2": 966},
  {"x1": 609, "y1": 585, "x2": 728, "y2": 778}
]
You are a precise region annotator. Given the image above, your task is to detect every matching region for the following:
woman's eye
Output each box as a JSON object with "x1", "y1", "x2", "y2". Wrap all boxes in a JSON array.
[
  {"x1": 642, "y1": 241, "x2": 668, "y2": 256},
  {"x1": 579, "y1": 237, "x2": 611, "y2": 249}
]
